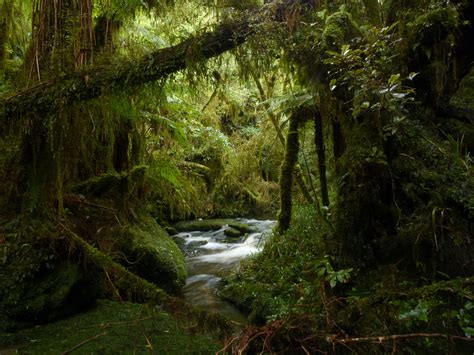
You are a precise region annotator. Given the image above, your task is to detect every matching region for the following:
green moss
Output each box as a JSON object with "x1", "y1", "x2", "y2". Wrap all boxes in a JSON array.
[
  {"x1": 72, "y1": 165, "x2": 147, "y2": 197},
  {"x1": 224, "y1": 227, "x2": 243, "y2": 238},
  {"x1": 408, "y1": 5, "x2": 460, "y2": 46},
  {"x1": 449, "y1": 67, "x2": 474, "y2": 113},
  {"x1": 174, "y1": 219, "x2": 253, "y2": 233},
  {"x1": 1, "y1": 262, "x2": 83, "y2": 324},
  {"x1": 277, "y1": 116, "x2": 300, "y2": 233},
  {"x1": 0, "y1": 300, "x2": 222, "y2": 354},
  {"x1": 228, "y1": 222, "x2": 254, "y2": 234},
  {"x1": 322, "y1": 11, "x2": 361, "y2": 50},
  {"x1": 174, "y1": 219, "x2": 225, "y2": 232},
  {"x1": 119, "y1": 215, "x2": 186, "y2": 294}
]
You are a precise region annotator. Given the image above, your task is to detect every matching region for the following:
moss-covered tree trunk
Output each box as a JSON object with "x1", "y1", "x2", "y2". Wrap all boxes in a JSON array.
[
  {"x1": 334, "y1": 117, "x2": 397, "y2": 264},
  {"x1": 314, "y1": 111, "x2": 329, "y2": 207},
  {"x1": 362, "y1": 0, "x2": 382, "y2": 27},
  {"x1": 277, "y1": 113, "x2": 301, "y2": 234}
]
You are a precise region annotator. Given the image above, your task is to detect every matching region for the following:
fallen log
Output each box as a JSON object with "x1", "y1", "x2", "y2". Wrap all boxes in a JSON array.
[
  {"x1": 1, "y1": 0, "x2": 308, "y2": 125},
  {"x1": 1, "y1": 17, "x2": 252, "y2": 121}
]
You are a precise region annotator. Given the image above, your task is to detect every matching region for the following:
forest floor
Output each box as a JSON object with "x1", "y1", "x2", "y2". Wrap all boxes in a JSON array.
[{"x1": 0, "y1": 300, "x2": 222, "y2": 354}]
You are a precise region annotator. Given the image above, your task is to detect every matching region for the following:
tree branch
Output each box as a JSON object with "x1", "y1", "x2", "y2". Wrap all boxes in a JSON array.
[{"x1": 1, "y1": 15, "x2": 255, "y2": 121}]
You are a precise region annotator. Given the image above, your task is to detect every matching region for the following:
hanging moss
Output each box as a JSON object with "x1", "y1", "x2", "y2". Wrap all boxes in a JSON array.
[
  {"x1": 322, "y1": 11, "x2": 362, "y2": 50},
  {"x1": 72, "y1": 165, "x2": 147, "y2": 197}
]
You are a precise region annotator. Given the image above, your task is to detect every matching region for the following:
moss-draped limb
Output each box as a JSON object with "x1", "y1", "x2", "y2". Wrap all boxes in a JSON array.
[
  {"x1": 0, "y1": 0, "x2": 323, "y2": 127},
  {"x1": 0, "y1": 18, "x2": 252, "y2": 123},
  {"x1": 277, "y1": 113, "x2": 301, "y2": 234}
]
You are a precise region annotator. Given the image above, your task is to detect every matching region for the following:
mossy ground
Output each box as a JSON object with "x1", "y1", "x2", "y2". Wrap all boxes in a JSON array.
[{"x1": 0, "y1": 300, "x2": 222, "y2": 354}]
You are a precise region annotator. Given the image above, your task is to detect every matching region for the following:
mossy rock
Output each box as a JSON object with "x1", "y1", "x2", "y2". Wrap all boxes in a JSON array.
[
  {"x1": 172, "y1": 235, "x2": 186, "y2": 245},
  {"x1": 174, "y1": 219, "x2": 226, "y2": 232},
  {"x1": 0, "y1": 259, "x2": 99, "y2": 327},
  {"x1": 224, "y1": 227, "x2": 243, "y2": 238},
  {"x1": 165, "y1": 226, "x2": 178, "y2": 236},
  {"x1": 228, "y1": 222, "x2": 254, "y2": 234},
  {"x1": 174, "y1": 219, "x2": 254, "y2": 233},
  {"x1": 188, "y1": 240, "x2": 208, "y2": 248},
  {"x1": 116, "y1": 215, "x2": 186, "y2": 294},
  {"x1": 223, "y1": 236, "x2": 243, "y2": 244}
]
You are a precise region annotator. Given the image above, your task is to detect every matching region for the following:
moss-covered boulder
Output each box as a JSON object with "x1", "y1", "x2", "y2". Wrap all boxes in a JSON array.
[
  {"x1": 116, "y1": 215, "x2": 186, "y2": 294},
  {"x1": 0, "y1": 239, "x2": 99, "y2": 329},
  {"x1": 228, "y1": 222, "x2": 254, "y2": 234},
  {"x1": 174, "y1": 219, "x2": 255, "y2": 233},
  {"x1": 172, "y1": 235, "x2": 186, "y2": 246},
  {"x1": 174, "y1": 219, "x2": 225, "y2": 232},
  {"x1": 224, "y1": 227, "x2": 243, "y2": 238}
]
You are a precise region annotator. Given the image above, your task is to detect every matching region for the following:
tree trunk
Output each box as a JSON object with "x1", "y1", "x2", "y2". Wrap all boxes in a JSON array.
[
  {"x1": 314, "y1": 111, "x2": 329, "y2": 207},
  {"x1": 362, "y1": 0, "x2": 382, "y2": 27},
  {"x1": 277, "y1": 113, "x2": 301, "y2": 234}
]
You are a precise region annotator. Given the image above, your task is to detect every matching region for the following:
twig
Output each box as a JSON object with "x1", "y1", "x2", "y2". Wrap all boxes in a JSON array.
[
  {"x1": 100, "y1": 316, "x2": 153, "y2": 328},
  {"x1": 103, "y1": 267, "x2": 123, "y2": 303},
  {"x1": 334, "y1": 333, "x2": 473, "y2": 344},
  {"x1": 61, "y1": 332, "x2": 107, "y2": 354}
]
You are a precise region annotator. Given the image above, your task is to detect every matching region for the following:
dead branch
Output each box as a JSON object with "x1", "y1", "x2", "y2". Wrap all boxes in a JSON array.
[
  {"x1": 61, "y1": 332, "x2": 107, "y2": 355},
  {"x1": 333, "y1": 333, "x2": 474, "y2": 344}
]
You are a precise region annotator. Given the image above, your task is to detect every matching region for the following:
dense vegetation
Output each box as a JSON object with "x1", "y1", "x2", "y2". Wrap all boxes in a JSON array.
[{"x1": 1, "y1": 0, "x2": 473, "y2": 353}]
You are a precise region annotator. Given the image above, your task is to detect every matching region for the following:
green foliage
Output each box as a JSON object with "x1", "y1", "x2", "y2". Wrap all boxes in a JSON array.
[
  {"x1": 324, "y1": 26, "x2": 416, "y2": 125},
  {"x1": 221, "y1": 204, "x2": 334, "y2": 322},
  {"x1": 322, "y1": 10, "x2": 361, "y2": 49},
  {"x1": 408, "y1": 4, "x2": 461, "y2": 49},
  {"x1": 314, "y1": 256, "x2": 353, "y2": 289}
]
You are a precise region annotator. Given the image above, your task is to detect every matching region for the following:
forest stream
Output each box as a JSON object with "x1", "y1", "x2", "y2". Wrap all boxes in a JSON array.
[{"x1": 176, "y1": 219, "x2": 275, "y2": 323}]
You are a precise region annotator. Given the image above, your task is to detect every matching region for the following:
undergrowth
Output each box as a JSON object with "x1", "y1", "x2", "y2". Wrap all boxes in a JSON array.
[{"x1": 221, "y1": 204, "x2": 474, "y2": 353}]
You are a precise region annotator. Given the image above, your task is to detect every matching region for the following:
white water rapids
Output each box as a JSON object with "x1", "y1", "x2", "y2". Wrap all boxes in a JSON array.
[{"x1": 176, "y1": 219, "x2": 275, "y2": 323}]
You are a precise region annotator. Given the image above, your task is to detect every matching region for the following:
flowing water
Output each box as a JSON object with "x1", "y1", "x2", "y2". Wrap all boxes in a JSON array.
[{"x1": 177, "y1": 219, "x2": 275, "y2": 323}]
